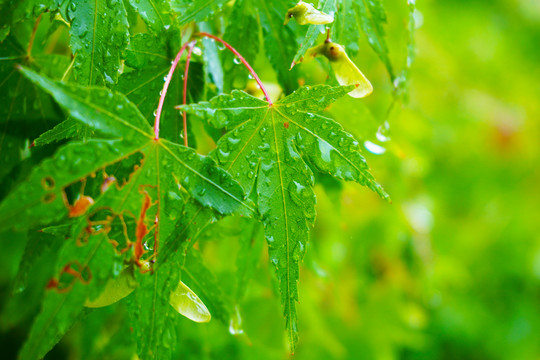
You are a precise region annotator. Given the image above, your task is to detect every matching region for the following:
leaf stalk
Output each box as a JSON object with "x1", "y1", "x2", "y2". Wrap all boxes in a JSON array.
[
  {"x1": 182, "y1": 42, "x2": 196, "y2": 147},
  {"x1": 153, "y1": 40, "x2": 196, "y2": 140},
  {"x1": 195, "y1": 32, "x2": 273, "y2": 106}
]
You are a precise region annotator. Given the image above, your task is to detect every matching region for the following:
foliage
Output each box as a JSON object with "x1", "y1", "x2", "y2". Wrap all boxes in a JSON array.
[{"x1": 6, "y1": 0, "x2": 538, "y2": 360}]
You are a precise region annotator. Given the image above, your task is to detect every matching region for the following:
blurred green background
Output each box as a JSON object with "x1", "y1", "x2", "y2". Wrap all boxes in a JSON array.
[
  {"x1": 236, "y1": 0, "x2": 540, "y2": 358},
  {"x1": 2, "y1": 0, "x2": 540, "y2": 359},
  {"x1": 297, "y1": 0, "x2": 540, "y2": 358}
]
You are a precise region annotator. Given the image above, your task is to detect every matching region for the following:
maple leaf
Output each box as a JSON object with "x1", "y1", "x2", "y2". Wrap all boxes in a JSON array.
[
  {"x1": 171, "y1": 0, "x2": 229, "y2": 25},
  {"x1": 355, "y1": 0, "x2": 394, "y2": 80},
  {"x1": 0, "y1": 35, "x2": 70, "y2": 182},
  {"x1": 0, "y1": 0, "x2": 58, "y2": 41},
  {"x1": 116, "y1": 32, "x2": 205, "y2": 144},
  {"x1": 332, "y1": 0, "x2": 361, "y2": 56},
  {"x1": 124, "y1": 0, "x2": 173, "y2": 35},
  {"x1": 221, "y1": 0, "x2": 260, "y2": 93},
  {"x1": 0, "y1": 67, "x2": 254, "y2": 359},
  {"x1": 179, "y1": 84, "x2": 389, "y2": 350},
  {"x1": 68, "y1": 0, "x2": 129, "y2": 86},
  {"x1": 257, "y1": 1, "x2": 299, "y2": 94}
]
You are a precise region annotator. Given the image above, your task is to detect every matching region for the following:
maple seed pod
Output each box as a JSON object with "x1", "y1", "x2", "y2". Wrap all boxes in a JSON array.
[
  {"x1": 284, "y1": 1, "x2": 334, "y2": 25},
  {"x1": 169, "y1": 280, "x2": 211, "y2": 323},
  {"x1": 303, "y1": 41, "x2": 373, "y2": 98},
  {"x1": 84, "y1": 266, "x2": 138, "y2": 308}
]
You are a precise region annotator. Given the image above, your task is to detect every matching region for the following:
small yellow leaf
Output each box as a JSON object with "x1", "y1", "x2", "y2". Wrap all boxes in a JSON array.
[
  {"x1": 169, "y1": 280, "x2": 211, "y2": 323},
  {"x1": 85, "y1": 267, "x2": 137, "y2": 308},
  {"x1": 284, "y1": 1, "x2": 334, "y2": 25}
]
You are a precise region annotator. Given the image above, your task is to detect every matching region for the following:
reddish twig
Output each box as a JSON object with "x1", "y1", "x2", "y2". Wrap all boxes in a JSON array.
[
  {"x1": 182, "y1": 42, "x2": 196, "y2": 147},
  {"x1": 154, "y1": 34, "x2": 271, "y2": 141},
  {"x1": 153, "y1": 40, "x2": 196, "y2": 140},
  {"x1": 26, "y1": 13, "x2": 42, "y2": 58},
  {"x1": 195, "y1": 32, "x2": 273, "y2": 105}
]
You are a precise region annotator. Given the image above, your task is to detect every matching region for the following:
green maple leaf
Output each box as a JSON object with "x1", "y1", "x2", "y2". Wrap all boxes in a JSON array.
[
  {"x1": 222, "y1": 0, "x2": 260, "y2": 92},
  {"x1": 257, "y1": 0, "x2": 299, "y2": 94},
  {"x1": 68, "y1": 0, "x2": 129, "y2": 86},
  {"x1": 124, "y1": 0, "x2": 172, "y2": 34},
  {"x1": 0, "y1": 0, "x2": 58, "y2": 41},
  {"x1": 190, "y1": 0, "x2": 299, "y2": 94},
  {"x1": 32, "y1": 0, "x2": 132, "y2": 146},
  {"x1": 0, "y1": 67, "x2": 254, "y2": 359},
  {"x1": 117, "y1": 32, "x2": 204, "y2": 144},
  {"x1": 35, "y1": 30, "x2": 205, "y2": 146},
  {"x1": 171, "y1": 0, "x2": 228, "y2": 25},
  {"x1": 180, "y1": 84, "x2": 389, "y2": 351},
  {"x1": 0, "y1": 35, "x2": 70, "y2": 181},
  {"x1": 355, "y1": 0, "x2": 394, "y2": 80},
  {"x1": 332, "y1": 0, "x2": 361, "y2": 56}
]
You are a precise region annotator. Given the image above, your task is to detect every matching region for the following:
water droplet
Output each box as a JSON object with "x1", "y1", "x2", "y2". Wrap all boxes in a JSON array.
[
  {"x1": 376, "y1": 121, "x2": 391, "y2": 142},
  {"x1": 364, "y1": 140, "x2": 386, "y2": 155},
  {"x1": 288, "y1": 180, "x2": 310, "y2": 206},
  {"x1": 228, "y1": 306, "x2": 244, "y2": 336},
  {"x1": 216, "y1": 111, "x2": 228, "y2": 125},
  {"x1": 318, "y1": 140, "x2": 333, "y2": 163},
  {"x1": 233, "y1": 57, "x2": 241, "y2": 65},
  {"x1": 192, "y1": 46, "x2": 202, "y2": 56}
]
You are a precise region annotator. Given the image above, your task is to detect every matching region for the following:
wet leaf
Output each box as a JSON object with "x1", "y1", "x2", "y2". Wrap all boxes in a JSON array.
[
  {"x1": 332, "y1": 0, "x2": 360, "y2": 56},
  {"x1": 0, "y1": 67, "x2": 254, "y2": 360},
  {"x1": 0, "y1": 35, "x2": 69, "y2": 182},
  {"x1": 258, "y1": 1, "x2": 299, "y2": 94},
  {"x1": 171, "y1": 0, "x2": 228, "y2": 25},
  {"x1": 124, "y1": 0, "x2": 172, "y2": 34},
  {"x1": 116, "y1": 32, "x2": 205, "y2": 144},
  {"x1": 68, "y1": 0, "x2": 129, "y2": 86},
  {"x1": 355, "y1": 0, "x2": 394, "y2": 80},
  {"x1": 0, "y1": 0, "x2": 58, "y2": 42},
  {"x1": 179, "y1": 84, "x2": 388, "y2": 350},
  {"x1": 0, "y1": 67, "x2": 253, "y2": 232}
]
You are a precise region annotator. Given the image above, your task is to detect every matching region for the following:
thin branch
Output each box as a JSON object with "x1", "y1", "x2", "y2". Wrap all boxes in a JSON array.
[
  {"x1": 195, "y1": 32, "x2": 273, "y2": 106},
  {"x1": 182, "y1": 42, "x2": 196, "y2": 147},
  {"x1": 153, "y1": 40, "x2": 196, "y2": 140},
  {"x1": 26, "y1": 14, "x2": 43, "y2": 58}
]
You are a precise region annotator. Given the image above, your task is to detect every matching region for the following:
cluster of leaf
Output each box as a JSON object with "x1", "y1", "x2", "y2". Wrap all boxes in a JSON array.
[{"x1": 0, "y1": 0, "x2": 413, "y2": 358}]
